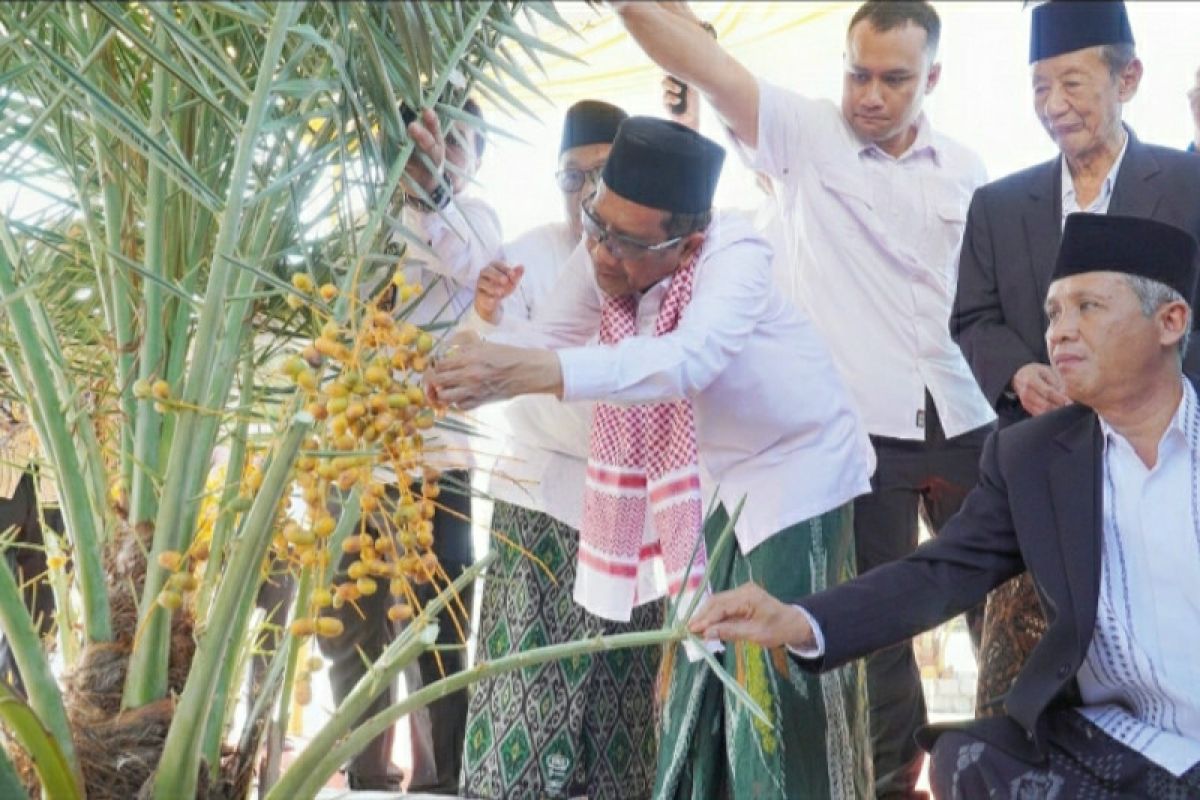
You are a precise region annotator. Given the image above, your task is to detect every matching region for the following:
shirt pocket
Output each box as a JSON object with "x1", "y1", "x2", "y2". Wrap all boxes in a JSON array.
[
  {"x1": 935, "y1": 201, "x2": 969, "y2": 286},
  {"x1": 817, "y1": 164, "x2": 876, "y2": 237}
]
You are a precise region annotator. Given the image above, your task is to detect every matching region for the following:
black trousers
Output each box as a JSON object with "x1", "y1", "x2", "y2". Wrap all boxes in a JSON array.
[
  {"x1": 318, "y1": 470, "x2": 474, "y2": 792},
  {"x1": 930, "y1": 709, "x2": 1200, "y2": 799},
  {"x1": 853, "y1": 394, "x2": 990, "y2": 799},
  {"x1": 0, "y1": 473, "x2": 60, "y2": 697}
]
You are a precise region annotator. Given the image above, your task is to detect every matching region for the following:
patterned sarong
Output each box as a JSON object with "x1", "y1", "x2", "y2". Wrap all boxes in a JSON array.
[
  {"x1": 931, "y1": 708, "x2": 1200, "y2": 799},
  {"x1": 655, "y1": 503, "x2": 874, "y2": 800},
  {"x1": 461, "y1": 501, "x2": 663, "y2": 799}
]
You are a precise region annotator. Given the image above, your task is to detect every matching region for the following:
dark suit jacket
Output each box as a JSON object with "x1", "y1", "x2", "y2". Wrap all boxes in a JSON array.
[
  {"x1": 952, "y1": 129, "x2": 1200, "y2": 415},
  {"x1": 794, "y1": 372, "x2": 1200, "y2": 764}
]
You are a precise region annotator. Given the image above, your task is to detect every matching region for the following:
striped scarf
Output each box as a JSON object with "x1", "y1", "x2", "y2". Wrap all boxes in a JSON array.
[{"x1": 574, "y1": 253, "x2": 706, "y2": 622}]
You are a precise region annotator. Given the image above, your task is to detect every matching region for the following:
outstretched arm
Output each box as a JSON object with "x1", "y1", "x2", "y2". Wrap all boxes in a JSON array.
[{"x1": 692, "y1": 430, "x2": 1026, "y2": 670}]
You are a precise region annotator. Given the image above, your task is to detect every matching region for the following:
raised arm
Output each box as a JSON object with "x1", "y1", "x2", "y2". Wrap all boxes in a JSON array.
[{"x1": 615, "y1": 2, "x2": 760, "y2": 148}]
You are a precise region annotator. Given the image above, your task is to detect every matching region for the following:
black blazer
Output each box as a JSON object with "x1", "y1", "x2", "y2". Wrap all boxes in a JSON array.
[
  {"x1": 794, "y1": 373, "x2": 1199, "y2": 763},
  {"x1": 952, "y1": 129, "x2": 1200, "y2": 413}
]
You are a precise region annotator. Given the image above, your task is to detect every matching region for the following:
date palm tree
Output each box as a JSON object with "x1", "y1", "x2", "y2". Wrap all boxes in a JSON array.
[{"x1": 0, "y1": 3, "x2": 758, "y2": 797}]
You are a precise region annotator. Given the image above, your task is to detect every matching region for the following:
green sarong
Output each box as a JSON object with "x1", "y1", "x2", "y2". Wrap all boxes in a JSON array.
[
  {"x1": 654, "y1": 503, "x2": 873, "y2": 800},
  {"x1": 462, "y1": 501, "x2": 663, "y2": 799}
]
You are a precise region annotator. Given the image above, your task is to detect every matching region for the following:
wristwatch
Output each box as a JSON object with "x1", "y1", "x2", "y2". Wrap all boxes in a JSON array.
[{"x1": 406, "y1": 179, "x2": 452, "y2": 213}]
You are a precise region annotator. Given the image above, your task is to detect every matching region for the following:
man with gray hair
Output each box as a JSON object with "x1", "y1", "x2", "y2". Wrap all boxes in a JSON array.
[{"x1": 693, "y1": 213, "x2": 1200, "y2": 798}]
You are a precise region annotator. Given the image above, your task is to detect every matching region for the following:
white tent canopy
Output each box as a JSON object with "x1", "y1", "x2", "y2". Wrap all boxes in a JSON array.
[{"x1": 477, "y1": 1, "x2": 1200, "y2": 238}]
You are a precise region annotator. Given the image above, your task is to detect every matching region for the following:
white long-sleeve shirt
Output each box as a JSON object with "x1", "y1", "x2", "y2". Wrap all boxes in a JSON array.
[
  {"x1": 1080, "y1": 379, "x2": 1200, "y2": 776},
  {"x1": 388, "y1": 195, "x2": 502, "y2": 473},
  {"x1": 492, "y1": 211, "x2": 875, "y2": 553},
  {"x1": 395, "y1": 195, "x2": 503, "y2": 327},
  {"x1": 467, "y1": 221, "x2": 596, "y2": 530},
  {"x1": 739, "y1": 80, "x2": 995, "y2": 440}
]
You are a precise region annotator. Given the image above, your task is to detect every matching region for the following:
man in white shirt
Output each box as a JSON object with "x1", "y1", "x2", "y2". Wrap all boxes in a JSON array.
[
  {"x1": 614, "y1": 2, "x2": 994, "y2": 795},
  {"x1": 318, "y1": 97, "x2": 500, "y2": 794},
  {"x1": 690, "y1": 214, "x2": 1200, "y2": 800},
  {"x1": 457, "y1": 99, "x2": 673, "y2": 800},
  {"x1": 431, "y1": 116, "x2": 876, "y2": 799}
]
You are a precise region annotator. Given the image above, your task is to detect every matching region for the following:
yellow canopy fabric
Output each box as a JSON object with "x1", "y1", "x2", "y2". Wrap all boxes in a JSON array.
[{"x1": 501, "y1": 3, "x2": 843, "y2": 107}]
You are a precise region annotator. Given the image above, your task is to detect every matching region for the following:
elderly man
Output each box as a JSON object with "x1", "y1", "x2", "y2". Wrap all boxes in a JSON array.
[
  {"x1": 953, "y1": 0, "x2": 1200, "y2": 425},
  {"x1": 615, "y1": 2, "x2": 994, "y2": 796},
  {"x1": 431, "y1": 116, "x2": 876, "y2": 798},
  {"x1": 950, "y1": 0, "x2": 1200, "y2": 718},
  {"x1": 693, "y1": 213, "x2": 1200, "y2": 799},
  {"x1": 457, "y1": 99, "x2": 670, "y2": 800}
]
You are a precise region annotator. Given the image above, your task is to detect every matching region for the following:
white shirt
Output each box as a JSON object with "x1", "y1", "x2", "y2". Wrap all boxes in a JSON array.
[
  {"x1": 740, "y1": 80, "x2": 995, "y2": 440},
  {"x1": 492, "y1": 211, "x2": 875, "y2": 553},
  {"x1": 1078, "y1": 379, "x2": 1200, "y2": 776},
  {"x1": 385, "y1": 196, "x2": 502, "y2": 473},
  {"x1": 796, "y1": 380, "x2": 1200, "y2": 746},
  {"x1": 395, "y1": 196, "x2": 502, "y2": 327},
  {"x1": 466, "y1": 221, "x2": 595, "y2": 530},
  {"x1": 1060, "y1": 133, "x2": 1128, "y2": 226}
]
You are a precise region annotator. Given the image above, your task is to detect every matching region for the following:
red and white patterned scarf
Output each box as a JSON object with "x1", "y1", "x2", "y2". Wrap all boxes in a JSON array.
[{"x1": 574, "y1": 253, "x2": 706, "y2": 622}]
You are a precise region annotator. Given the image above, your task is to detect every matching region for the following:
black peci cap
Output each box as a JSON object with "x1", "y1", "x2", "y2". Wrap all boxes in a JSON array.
[
  {"x1": 1053, "y1": 213, "x2": 1199, "y2": 319},
  {"x1": 600, "y1": 116, "x2": 725, "y2": 215}
]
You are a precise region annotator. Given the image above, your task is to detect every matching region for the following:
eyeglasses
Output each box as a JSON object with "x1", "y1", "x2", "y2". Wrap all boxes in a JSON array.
[
  {"x1": 580, "y1": 201, "x2": 684, "y2": 260},
  {"x1": 555, "y1": 165, "x2": 604, "y2": 193}
]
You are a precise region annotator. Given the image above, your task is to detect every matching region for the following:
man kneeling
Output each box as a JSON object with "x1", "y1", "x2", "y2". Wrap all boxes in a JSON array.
[{"x1": 692, "y1": 213, "x2": 1200, "y2": 798}]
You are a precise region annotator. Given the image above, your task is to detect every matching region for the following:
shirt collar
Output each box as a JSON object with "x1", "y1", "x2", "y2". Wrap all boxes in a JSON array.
[
  {"x1": 857, "y1": 113, "x2": 939, "y2": 163},
  {"x1": 1099, "y1": 377, "x2": 1194, "y2": 458},
  {"x1": 1061, "y1": 130, "x2": 1129, "y2": 211}
]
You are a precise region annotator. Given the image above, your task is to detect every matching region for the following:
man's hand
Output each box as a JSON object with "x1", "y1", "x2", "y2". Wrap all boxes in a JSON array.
[
  {"x1": 663, "y1": 75, "x2": 700, "y2": 131},
  {"x1": 1012, "y1": 363, "x2": 1072, "y2": 416},
  {"x1": 427, "y1": 331, "x2": 562, "y2": 410},
  {"x1": 404, "y1": 107, "x2": 446, "y2": 194},
  {"x1": 474, "y1": 261, "x2": 525, "y2": 324},
  {"x1": 688, "y1": 582, "x2": 816, "y2": 651}
]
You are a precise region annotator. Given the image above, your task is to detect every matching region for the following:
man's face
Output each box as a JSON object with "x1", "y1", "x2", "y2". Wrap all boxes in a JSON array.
[
  {"x1": 584, "y1": 185, "x2": 696, "y2": 297},
  {"x1": 558, "y1": 142, "x2": 611, "y2": 242},
  {"x1": 1031, "y1": 47, "x2": 1140, "y2": 161},
  {"x1": 445, "y1": 121, "x2": 480, "y2": 193},
  {"x1": 1044, "y1": 271, "x2": 1182, "y2": 408},
  {"x1": 841, "y1": 20, "x2": 939, "y2": 151}
]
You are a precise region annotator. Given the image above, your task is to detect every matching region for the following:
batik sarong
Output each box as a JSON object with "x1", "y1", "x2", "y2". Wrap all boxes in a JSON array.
[
  {"x1": 654, "y1": 502, "x2": 873, "y2": 800},
  {"x1": 462, "y1": 501, "x2": 663, "y2": 799}
]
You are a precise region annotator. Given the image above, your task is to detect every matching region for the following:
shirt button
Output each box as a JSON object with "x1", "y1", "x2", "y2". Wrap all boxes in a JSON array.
[
  {"x1": 1057, "y1": 663, "x2": 1072, "y2": 679},
  {"x1": 1026, "y1": 729, "x2": 1035, "y2": 741}
]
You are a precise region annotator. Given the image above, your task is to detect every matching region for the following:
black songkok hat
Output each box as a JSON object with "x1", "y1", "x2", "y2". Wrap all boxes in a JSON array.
[
  {"x1": 600, "y1": 117, "x2": 725, "y2": 215},
  {"x1": 1029, "y1": 1, "x2": 1134, "y2": 64},
  {"x1": 560, "y1": 100, "x2": 628, "y2": 155},
  {"x1": 1053, "y1": 214, "x2": 1199, "y2": 311}
]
